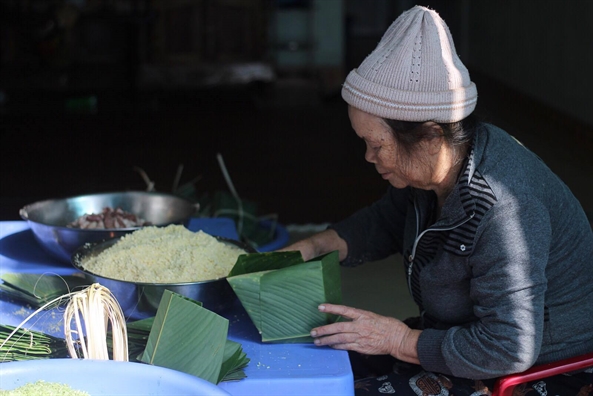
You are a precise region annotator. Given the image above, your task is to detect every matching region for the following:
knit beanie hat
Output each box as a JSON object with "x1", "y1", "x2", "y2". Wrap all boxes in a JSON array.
[{"x1": 342, "y1": 5, "x2": 477, "y2": 123}]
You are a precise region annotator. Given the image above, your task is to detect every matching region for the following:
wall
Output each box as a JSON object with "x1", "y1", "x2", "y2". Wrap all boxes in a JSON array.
[
  {"x1": 269, "y1": 0, "x2": 345, "y2": 95},
  {"x1": 464, "y1": 0, "x2": 593, "y2": 127},
  {"x1": 271, "y1": 0, "x2": 344, "y2": 70},
  {"x1": 312, "y1": 0, "x2": 344, "y2": 67}
]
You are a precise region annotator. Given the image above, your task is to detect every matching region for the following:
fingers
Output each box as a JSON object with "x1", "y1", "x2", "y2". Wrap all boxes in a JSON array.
[
  {"x1": 310, "y1": 306, "x2": 410, "y2": 357},
  {"x1": 311, "y1": 320, "x2": 353, "y2": 338},
  {"x1": 311, "y1": 325, "x2": 362, "y2": 353},
  {"x1": 310, "y1": 322, "x2": 382, "y2": 356},
  {"x1": 312, "y1": 330, "x2": 354, "y2": 346},
  {"x1": 311, "y1": 304, "x2": 372, "y2": 339},
  {"x1": 310, "y1": 304, "x2": 372, "y2": 352},
  {"x1": 310, "y1": 305, "x2": 363, "y2": 349},
  {"x1": 318, "y1": 303, "x2": 366, "y2": 320}
]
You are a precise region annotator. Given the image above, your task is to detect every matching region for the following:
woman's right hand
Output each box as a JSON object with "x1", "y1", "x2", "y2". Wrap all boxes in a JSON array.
[
  {"x1": 278, "y1": 238, "x2": 319, "y2": 261},
  {"x1": 277, "y1": 229, "x2": 348, "y2": 262}
]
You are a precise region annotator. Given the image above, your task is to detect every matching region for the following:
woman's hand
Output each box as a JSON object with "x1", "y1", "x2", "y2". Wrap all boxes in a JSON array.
[
  {"x1": 277, "y1": 229, "x2": 348, "y2": 261},
  {"x1": 277, "y1": 237, "x2": 319, "y2": 261},
  {"x1": 310, "y1": 303, "x2": 421, "y2": 364}
]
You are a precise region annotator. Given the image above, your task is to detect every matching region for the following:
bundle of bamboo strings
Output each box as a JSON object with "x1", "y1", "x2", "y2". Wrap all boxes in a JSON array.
[
  {"x1": 64, "y1": 283, "x2": 128, "y2": 361},
  {"x1": 0, "y1": 282, "x2": 128, "y2": 362}
]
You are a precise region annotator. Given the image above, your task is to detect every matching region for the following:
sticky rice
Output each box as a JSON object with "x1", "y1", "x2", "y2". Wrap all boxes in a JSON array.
[{"x1": 80, "y1": 225, "x2": 244, "y2": 283}]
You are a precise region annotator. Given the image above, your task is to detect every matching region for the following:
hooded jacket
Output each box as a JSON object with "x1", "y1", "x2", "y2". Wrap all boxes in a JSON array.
[{"x1": 330, "y1": 123, "x2": 593, "y2": 379}]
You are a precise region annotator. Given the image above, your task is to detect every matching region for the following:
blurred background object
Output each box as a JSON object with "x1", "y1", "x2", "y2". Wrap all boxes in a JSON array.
[{"x1": 1, "y1": 0, "x2": 591, "y2": 227}]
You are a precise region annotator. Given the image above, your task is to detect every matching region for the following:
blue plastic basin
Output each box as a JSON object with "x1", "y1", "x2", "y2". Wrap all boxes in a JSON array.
[{"x1": 0, "y1": 359, "x2": 231, "y2": 395}]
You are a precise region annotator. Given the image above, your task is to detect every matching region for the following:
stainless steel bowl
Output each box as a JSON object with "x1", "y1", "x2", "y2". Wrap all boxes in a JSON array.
[
  {"x1": 71, "y1": 235, "x2": 256, "y2": 318},
  {"x1": 20, "y1": 191, "x2": 198, "y2": 263}
]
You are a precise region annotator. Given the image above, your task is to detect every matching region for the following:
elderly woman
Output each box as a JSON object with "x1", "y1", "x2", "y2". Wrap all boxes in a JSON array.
[{"x1": 281, "y1": 5, "x2": 593, "y2": 396}]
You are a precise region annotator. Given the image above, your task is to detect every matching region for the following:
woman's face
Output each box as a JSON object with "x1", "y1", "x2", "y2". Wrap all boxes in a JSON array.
[{"x1": 348, "y1": 106, "x2": 434, "y2": 190}]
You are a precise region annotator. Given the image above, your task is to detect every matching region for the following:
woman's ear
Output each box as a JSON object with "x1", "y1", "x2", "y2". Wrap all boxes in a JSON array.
[{"x1": 423, "y1": 122, "x2": 445, "y2": 155}]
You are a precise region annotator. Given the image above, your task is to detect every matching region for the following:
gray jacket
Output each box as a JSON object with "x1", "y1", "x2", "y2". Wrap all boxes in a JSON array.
[{"x1": 330, "y1": 123, "x2": 593, "y2": 380}]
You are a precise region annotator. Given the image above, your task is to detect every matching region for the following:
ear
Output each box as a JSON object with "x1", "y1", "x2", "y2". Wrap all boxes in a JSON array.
[{"x1": 423, "y1": 122, "x2": 445, "y2": 155}]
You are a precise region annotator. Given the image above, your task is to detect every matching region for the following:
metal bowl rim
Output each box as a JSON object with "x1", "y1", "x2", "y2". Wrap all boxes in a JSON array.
[{"x1": 20, "y1": 191, "x2": 197, "y2": 231}]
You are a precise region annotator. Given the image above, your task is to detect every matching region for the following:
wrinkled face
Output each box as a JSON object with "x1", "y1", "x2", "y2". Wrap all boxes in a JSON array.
[{"x1": 348, "y1": 106, "x2": 434, "y2": 190}]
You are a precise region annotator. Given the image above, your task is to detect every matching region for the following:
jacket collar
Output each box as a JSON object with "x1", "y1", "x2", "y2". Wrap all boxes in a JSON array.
[{"x1": 412, "y1": 124, "x2": 491, "y2": 228}]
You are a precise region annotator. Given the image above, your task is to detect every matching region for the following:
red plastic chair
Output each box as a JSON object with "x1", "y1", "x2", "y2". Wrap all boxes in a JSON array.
[{"x1": 492, "y1": 352, "x2": 593, "y2": 396}]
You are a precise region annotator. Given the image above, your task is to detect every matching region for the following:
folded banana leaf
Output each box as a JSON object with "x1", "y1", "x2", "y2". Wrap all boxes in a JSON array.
[
  {"x1": 122, "y1": 316, "x2": 248, "y2": 382},
  {"x1": 227, "y1": 250, "x2": 342, "y2": 343},
  {"x1": 0, "y1": 273, "x2": 89, "y2": 308},
  {"x1": 139, "y1": 290, "x2": 249, "y2": 384}
]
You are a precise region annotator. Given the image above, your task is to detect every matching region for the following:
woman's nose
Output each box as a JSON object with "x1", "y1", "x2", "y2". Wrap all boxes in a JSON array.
[{"x1": 365, "y1": 147, "x2": 377, "y2": 163}]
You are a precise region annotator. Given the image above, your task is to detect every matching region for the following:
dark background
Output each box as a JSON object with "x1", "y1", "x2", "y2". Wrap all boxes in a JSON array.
[{"x1": 1, "y1": 0, "x2": 592, "y2": 225}]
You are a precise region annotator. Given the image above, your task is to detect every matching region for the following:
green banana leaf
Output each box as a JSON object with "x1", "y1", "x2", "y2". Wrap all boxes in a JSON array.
[
  {"x1": 139, "y1": 290, "x2": 249, "y2": 384},
  {"x1": 0, "y1": 324, "x2": 70, "y2": 362},
  {"x1": 218, "y1": 340, "x2": 249, "y2": 383},
  {"x1": 0, "y1": 273, "x2": 89, "y2": 308},
  {"x1": 122, "y1": 316, "x2": 248, "y2": 380},
  {"x1": 1, "y1": 281, "x2": 250, "y2": 381},
  {"x1": 228, "y1": 251, "x2": 304, "y2": 277},
  {"x1": 227, "y1": 250, "x2": 342, "y2": 343}
]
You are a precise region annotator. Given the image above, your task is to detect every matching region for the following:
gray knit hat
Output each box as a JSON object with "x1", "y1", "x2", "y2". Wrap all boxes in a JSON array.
[{"x1": 341, "y1": 5, "x2": 477, "y2": 123}]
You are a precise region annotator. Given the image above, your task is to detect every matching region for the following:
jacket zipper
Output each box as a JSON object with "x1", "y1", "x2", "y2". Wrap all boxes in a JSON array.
[{"x1": 406, "y1": 205, "x2": 475, "y2": 295}]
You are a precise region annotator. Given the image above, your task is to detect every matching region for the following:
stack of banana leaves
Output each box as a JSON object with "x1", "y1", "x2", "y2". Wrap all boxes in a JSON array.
[
  {"x1": 0, "y1": 273, "x2": 89, "y2": 307},
  {"x1": 0, "y1": 325, "x2": 70, "y2": 362},
  {"x1": 227, "y1": 250, "x2": 343, "y2": 343},
  {"x1": 0, "y1": 274, "x2": 249, "y2": 384}
]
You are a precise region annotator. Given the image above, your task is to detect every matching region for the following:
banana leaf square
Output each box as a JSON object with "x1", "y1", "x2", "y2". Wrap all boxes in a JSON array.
[
  {"x1": 139, "y1": 290, "x2": 229, "y2": 384},
  {"x1": 227, "y1": 250, "x2": 342, "y2": 343}
]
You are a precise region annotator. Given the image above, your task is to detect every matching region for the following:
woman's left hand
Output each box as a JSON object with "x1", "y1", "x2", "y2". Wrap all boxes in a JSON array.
[{"x1": 310, "y1": 303, "x2": 421, "y2": 364}]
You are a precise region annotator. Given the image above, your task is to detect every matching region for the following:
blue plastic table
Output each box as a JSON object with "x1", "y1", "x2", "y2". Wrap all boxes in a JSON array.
[{"x1": 0, "y1": 220, "x2": 354, "y2": 396}]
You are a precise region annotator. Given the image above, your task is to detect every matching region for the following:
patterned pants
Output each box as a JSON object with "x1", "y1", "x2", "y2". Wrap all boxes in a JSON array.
[{"x1": 350, "y1": 353, "x2": 593, "y2": 396}]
